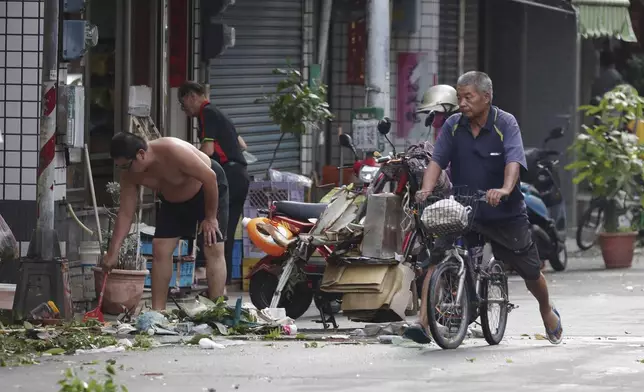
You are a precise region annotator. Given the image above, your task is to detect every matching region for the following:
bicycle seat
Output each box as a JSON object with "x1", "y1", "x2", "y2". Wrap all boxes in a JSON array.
[{"x1": 274, "y1": 201, "x2": 327, "y2": 221}]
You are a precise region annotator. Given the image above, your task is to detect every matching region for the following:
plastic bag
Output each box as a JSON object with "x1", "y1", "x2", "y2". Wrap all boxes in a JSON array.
[
  {"x1": 421, "y1": 197, "x2": 471, "y2": 234},
  {"x1": 268, "y1": 169, "x2": 313, "y2": 188},
  {"x1": 0, "y1": 214, "x2": 19, "y2": 263}
]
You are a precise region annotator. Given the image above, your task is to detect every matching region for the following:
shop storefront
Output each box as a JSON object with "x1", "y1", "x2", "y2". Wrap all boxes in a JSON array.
[{"x1": 481, "y1": 0, "x2": 637, "y2": 226}]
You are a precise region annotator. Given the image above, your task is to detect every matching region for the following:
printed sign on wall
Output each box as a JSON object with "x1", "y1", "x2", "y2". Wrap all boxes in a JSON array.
[{"x1": 396, "y1": 52, "x2": 432, "y2": 143}]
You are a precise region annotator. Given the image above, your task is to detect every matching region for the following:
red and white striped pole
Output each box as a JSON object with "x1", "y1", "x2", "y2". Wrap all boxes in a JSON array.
[{"x1": 32, "y1": 0, "x2": 60, "y2": 261}]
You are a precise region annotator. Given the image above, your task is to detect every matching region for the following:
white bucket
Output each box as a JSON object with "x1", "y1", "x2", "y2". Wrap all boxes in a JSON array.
[
  {"x1": 0, "y1": 283, "x2": 16, "y2": 310},
  {"x1": 79, "y1": 241, "x2": 102, "y2": 265}
]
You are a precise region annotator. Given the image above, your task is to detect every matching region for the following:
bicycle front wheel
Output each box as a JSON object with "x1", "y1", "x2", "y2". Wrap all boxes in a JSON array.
[
  {"x1": 480, "y1": 259, "x2": 509, "y2": 345},
  {"x1": 576, "y1": 202, "x2": 604, "y2": 251},
  {"x1": 427, "y1": 260, "x2": 470, "y2": 350}
]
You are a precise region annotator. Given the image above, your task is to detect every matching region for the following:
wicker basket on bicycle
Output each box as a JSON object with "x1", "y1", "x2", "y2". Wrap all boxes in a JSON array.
[{"x1": 418, "y1": 188, "x2": 482, "y2": 236}]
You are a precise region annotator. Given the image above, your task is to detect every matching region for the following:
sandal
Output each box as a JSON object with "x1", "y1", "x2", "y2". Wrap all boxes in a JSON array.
[
  {"x1": 545, "y1": 307, "x2": 563, "y2": 345},
  {"x1": 403, "y1": 323, "x2": 433, "y2": 344}
]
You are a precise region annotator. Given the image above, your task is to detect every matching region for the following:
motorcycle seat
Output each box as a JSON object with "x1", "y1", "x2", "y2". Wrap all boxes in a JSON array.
[{"x1": 274, "y1": 201, "x2": 327, "y2": 221}]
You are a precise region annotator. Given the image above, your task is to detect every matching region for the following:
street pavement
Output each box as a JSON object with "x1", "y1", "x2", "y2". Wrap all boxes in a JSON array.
[{"x1": 3, "y1": 241, "x2": 644, "y2": 391}]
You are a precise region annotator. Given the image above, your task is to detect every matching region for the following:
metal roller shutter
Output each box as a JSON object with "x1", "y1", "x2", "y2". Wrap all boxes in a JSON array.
[
  {"x1": 438, "y1": 0, "x2": 479, "y2": 85},
  {"x1": 207, "y1": 0, "x2": 303, "y2": 177}
]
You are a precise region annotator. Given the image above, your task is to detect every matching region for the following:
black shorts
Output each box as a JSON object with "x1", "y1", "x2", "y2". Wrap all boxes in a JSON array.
[
  {"x1": 430, "y1": 214, "x2": 541, "y2": 281},
  {"x1": 154, "y1": 159, "x2": 229, "y2": 243}
]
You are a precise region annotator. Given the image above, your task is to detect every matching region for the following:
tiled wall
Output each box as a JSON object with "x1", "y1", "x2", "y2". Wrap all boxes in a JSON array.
[
  {"x1": 0, "y1": 0, "x2": 43, "y2": 202},
  {"x1": 329, "y1": 0, "x2": 441, "y2": 164},
  {"x1": 300, "y1": 0, "x2": 315, "y2": 176},
  {"x1": 0, "y1": 0, "x2": 67, "y2": 256},
  {"x1": 190, "y1": 0, "x2": 200, "y2": 145}
]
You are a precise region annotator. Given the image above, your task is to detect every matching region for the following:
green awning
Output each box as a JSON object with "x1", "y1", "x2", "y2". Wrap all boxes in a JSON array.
[{"x1": 571, "y1": 0, "x2": 638, "y2": 42}]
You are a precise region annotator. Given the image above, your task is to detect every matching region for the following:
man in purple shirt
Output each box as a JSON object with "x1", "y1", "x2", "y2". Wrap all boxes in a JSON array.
[{"x1": 409, "y1": 71, "x2": 563, "y2": 345}]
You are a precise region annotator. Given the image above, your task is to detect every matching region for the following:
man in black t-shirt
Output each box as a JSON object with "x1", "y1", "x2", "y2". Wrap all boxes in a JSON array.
[{"x1": 178, "y1": 81, "x2": 250, "y2": 291}]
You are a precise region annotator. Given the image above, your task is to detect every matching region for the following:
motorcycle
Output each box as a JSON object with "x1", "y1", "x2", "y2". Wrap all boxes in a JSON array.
[
  {"x1": 520, "y1": 126, "x2": 568, "y2": 271},
  {"x1": 245, "y1": 134, "x2": 380, "y2": 321}
]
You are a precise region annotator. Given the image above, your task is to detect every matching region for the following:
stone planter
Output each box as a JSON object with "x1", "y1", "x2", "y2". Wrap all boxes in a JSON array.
[{"x1": 92, "y1": 267, "x2": 149, "y2": 315}]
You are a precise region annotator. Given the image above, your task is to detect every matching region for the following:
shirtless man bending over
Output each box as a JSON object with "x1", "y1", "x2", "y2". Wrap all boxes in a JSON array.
[{"x1": 102, "y1": 132, "x2": 229, "y2": 310}]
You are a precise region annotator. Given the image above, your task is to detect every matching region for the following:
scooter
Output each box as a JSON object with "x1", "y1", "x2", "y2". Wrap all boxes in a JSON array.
[
  {"x1": 521, "y1": 126, "x2": 568, "y2": 271},
  {"x1": 245, "y1": 134, "x2": 380, "y2": 320}
]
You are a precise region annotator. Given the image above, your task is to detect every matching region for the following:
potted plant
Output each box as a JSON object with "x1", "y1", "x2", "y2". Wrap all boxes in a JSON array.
[
  {"x1": 92, "y1": 182, "x2": 149, "y2": 315},
  {"x1": 566, "y1": 84, "x2": 644, "y2": 268},
  {"x1": 255, "y1": 66, "x2": 334, "y2": 170}
]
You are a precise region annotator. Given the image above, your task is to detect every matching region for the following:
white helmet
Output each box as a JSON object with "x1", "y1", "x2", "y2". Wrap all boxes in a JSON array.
[{"x1": 417, "y1": 84, "x2": 458, "y2": 114}]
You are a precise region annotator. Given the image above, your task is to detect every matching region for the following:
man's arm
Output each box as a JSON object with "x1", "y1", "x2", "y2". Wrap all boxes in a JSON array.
[
  {"x1": 420, "y1": 120, "x2": 455, "y2": 193},
  {"x1": 107, "y1": 175, "x2": 138, "y2": 256},
  {"x1": 501, "y1": 114, "x2": 527, "y2": 192},
  {"x1": 199, "y1": 109, "x2": 222, "y2": 157},
  {"x1": 176, "y1": 148, "x2": 219, "y2": 219}
]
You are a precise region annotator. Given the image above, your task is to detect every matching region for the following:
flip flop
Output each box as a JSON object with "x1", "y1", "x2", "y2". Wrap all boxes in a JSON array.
[
  {"x1": 403, "y1": 324, "x2": 433, "y2": 344},
  {"x1": 545, "y1": 306, "x2": 563, "y2": 345}
]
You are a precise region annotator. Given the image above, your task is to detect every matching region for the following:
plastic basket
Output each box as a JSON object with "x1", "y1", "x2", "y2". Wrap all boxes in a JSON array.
[
  {"x1": 232, "y1": 240, "x2": 243, "y2": 279},
  {"x1": 244, "y1": 181, "x2": 306, "y2": 210},
  {"x1": 144, "y1": 258, "x2": 195, "y2": 288},
  {"x1": 417, "y1": 188, "x2": 484, "y2": 236}
]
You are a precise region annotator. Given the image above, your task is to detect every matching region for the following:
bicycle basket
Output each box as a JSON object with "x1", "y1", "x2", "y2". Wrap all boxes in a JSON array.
[{"x1": 419, "y1": 190, "x2": 481, "y2": 236}]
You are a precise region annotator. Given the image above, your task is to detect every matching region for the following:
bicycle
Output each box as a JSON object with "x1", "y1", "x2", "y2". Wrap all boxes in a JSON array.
[
  {"x1": 576, "y1": 194, "x2": 644, "y2": 251},
  {"x1": 415, "y1": 189, "x2": 516, "y2": 350}
]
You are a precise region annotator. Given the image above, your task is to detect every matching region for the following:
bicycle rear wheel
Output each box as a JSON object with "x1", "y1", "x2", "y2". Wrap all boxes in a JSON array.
[
  {"x1": 576, "y1": 202, "x2": 604, "y2": 251},
  {"x1": 427, "y1": 260, "x2": 470, "y2": 350},
  {"x1": 479, "y1": 259, "x2": 509, "y2": 345}
]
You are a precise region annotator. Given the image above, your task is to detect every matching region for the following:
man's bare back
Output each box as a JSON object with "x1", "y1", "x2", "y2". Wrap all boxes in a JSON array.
[{"x1": 123, "y1": 137, "x2": 212, "y2": 203}]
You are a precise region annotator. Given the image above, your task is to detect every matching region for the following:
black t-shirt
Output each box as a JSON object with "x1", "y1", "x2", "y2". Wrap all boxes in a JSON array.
[{"x1": 198, "y1": 102, "x2": 247, "y2": 166}]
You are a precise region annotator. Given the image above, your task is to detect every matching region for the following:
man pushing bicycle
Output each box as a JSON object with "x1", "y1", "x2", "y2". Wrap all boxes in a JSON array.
[{"x1": 406, "y1": 71, "x2": 563, "y2": 346}]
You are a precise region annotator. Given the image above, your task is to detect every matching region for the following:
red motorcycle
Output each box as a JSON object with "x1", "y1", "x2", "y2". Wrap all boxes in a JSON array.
[{"x1": 245, "y1": 134, "x2": 380, "y2": 322}]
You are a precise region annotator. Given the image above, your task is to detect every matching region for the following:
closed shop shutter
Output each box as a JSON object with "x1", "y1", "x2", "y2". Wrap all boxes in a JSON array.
[
  {"x1": 438, "y1": 0, "x2": 479, "y2": 85},
  {"x1": 207, "y1": 0, "x2": 303, "y2": 177}
]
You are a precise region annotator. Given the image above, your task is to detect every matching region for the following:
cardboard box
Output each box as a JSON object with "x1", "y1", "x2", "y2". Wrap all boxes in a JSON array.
[{"x1": 242, "y1": 258, "x2": 261, "y2": 292}]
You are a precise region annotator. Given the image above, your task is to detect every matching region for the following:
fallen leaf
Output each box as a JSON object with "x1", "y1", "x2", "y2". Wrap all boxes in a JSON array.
[
  {"x1": 506, "y1": 359, "x2": 513, "y2": 363},
  {"x1": 637, "y1": 359, "x2": 644, "y2": 364},
  {"x1": 465, "y1": 357, "x2": 476, "y2": 363},
  {"x1": 23, "y1": 321, "x2": 34, "y2": 330},
  {"x1": 534, "y1": 333, "x2": 547, "y2": 341},
  {"x1": 520, "y1": 334, "x2": 529, "y2": 337}
]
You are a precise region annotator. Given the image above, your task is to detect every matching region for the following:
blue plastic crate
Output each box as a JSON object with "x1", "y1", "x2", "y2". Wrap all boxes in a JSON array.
[
  {"x1": 144, "y1": 258, "x2": 195, "y2": 288},
  {"x1": 140, "y1": 239, "x2": 189, "y2": 257},
  {"x1": 231, "y1": 240, "x2": 243, "y2": 279},
  {"x1": 232, "y1": 240, "x2": 243, "y2": 265}
]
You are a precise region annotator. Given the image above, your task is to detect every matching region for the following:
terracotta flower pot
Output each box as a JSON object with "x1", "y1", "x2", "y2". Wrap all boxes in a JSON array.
[
  {"x1": 598, "y1": 232, "x2": 636, "y2": 269},
  {"x1": 92, "y1": 267, "x2": 149, "y2": 315}
]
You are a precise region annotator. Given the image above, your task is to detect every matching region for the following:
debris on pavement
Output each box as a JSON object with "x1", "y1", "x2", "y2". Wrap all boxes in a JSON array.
[
  {"x1": 199, "y1": 338, "x2": 226, "y2": 349},
  {"x1": 0, "y1": 295, "x2": 301, "y2": 367}
]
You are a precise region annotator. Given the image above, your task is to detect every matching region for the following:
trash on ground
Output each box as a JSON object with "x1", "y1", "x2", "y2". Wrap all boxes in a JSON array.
[
  {"x1": 378, "y1": 335, "x2": 404, "y2": 345},
  {"x1": 199, "y1": 338, "x2": 225, "y2": 349}
]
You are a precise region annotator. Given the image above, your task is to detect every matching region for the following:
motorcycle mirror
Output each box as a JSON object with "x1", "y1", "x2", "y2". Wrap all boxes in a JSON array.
[
  {"x1": 549, "y1": 126, "x2": 564, "y2": 140},
  {"x1": 424, "y1": 111, "x2": 436, "y2": 128},
  {"x1": 377, "y1": 117, "x2": 391, "y2": 136},
  {"x1": 339, "y1": 133, "x2": 354, "y2": 149}
]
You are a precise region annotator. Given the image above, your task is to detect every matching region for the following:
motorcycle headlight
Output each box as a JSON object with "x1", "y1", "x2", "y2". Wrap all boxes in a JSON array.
[{"x1": 359, "y1": 166, "x2": 380, "y2": 183}]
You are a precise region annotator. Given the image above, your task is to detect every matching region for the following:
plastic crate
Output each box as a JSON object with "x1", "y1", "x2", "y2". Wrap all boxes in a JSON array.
[
  {"x1": 140, "y1": 239, "x2": 189, "y2": 257},
  {"x1": 144, "y1": 258, "x2": 195, "y2": 288},
  {"x1": 232, "y1": 240, "x2": 243, "y2": 279},
  {"x1": 244, "y1": 181, "x2": 306, "y2": 211}
]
